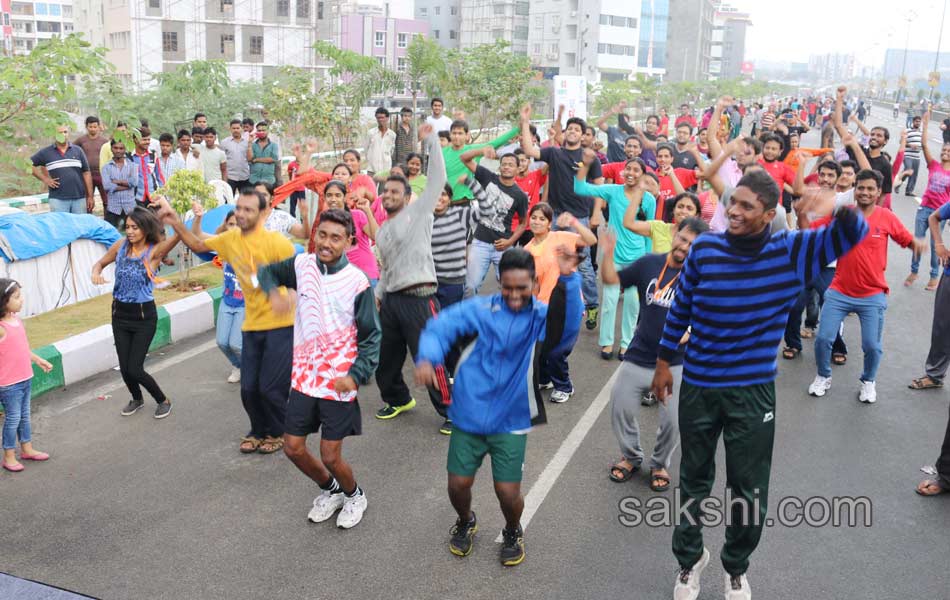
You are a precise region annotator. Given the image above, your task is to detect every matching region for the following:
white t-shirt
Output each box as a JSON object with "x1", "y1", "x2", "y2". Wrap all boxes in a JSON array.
[
  {"x1": 426, "y1": 115, "x2": 453, "y2": 132},
  {"x1": 265, "y1": 209, "x2": 297, "y2": 236},
  {"x1": 198, "y1": 147, "x2": 227, "y2": 182}
]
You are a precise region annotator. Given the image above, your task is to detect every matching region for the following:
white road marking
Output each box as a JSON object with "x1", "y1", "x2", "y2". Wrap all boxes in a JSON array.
[
  {"x1": 496, "y1": 367, "x2": 622, "y2": 542},
  {"x1": 44, "y1": 340, "x2": 219, "y2": 417}
]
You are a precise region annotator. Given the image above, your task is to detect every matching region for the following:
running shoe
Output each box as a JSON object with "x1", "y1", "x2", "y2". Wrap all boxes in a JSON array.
[
  {"x1": 308, "y1": 490, "x2": 345, "y2": 523},
  {"x1": 858, "y1": 380, "x2": 877, "y2": 404},
  {"x1": 439, "y1": 419, "x2": 453, "y2": 435},
  {"x1": 375, "y1": 398, "x2": 416, "y2": 419},
  {"x1": 584, "y1": 306, "x2": 599, "y2": 330},
  {"x1": 724, "y1": 573, "x2": 751, "y2": 600},
  {"x1": 449, "y1": 512, "x2": 478, "y2": 557},
  {"x1": 154, "y1": 401, "x2": 172, "y2": 419},
  {"x1": 808, "y1": 375, "x2": 832, "y2": 397},
  {"x1": 337, "y1": 491, "x2": 367, "y2": 529},
  {"x1": 550, "y1": 389, "x2": 574, "y2": 404},
  {"x1": 499, "y1": 526, "x2": 525, "y2": 566},
  {"x1": 673, "y1": 547, "x2": 710, "y2": 600},
  {"x1": 121, "y1": 398, "x2": 144, "y2": 416},
  {"x1": 227, "y1": 368, "x2": 241, "y2": 383}
]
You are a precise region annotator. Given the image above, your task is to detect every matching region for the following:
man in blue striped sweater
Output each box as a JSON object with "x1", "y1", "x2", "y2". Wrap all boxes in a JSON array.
[{"x1": 652, "y1": 168, "x2": 868, "y2": 600}]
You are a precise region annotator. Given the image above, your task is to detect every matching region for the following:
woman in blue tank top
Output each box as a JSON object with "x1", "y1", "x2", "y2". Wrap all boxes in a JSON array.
[{"x1": 92, "y1": 207, "x2": 180, "y2": 419}]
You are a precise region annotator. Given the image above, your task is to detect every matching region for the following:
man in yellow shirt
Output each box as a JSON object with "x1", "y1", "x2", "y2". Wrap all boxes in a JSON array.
[{"x1": 154, "y1": 188, "x2": 296, "y2": 455}]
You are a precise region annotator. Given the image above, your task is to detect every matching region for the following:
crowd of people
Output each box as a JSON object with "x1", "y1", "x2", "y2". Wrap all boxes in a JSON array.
[{"x1": 4, "y1": 85, "x2": 950, "y2": 600}]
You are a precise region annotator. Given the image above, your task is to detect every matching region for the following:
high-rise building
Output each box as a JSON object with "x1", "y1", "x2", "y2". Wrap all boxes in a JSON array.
[
  {"x1": 72, "y1": 0, "x2": 426, "y2": 88},
  {"x1": 458, "y1": 0, "x2": 529, "y2": 55},
  {"x1": 882, "y1": 48, "x2": 950, "y2": 82},
  {"x1": 709, "y1": 3, "x2": 749, "y2": 79},
  {"x1": 414, "y1": 0, "x2": 459, "y2": 49},
  {"x1": 527, "y1": 0, "x2": 666, "y2": 82},
  {"x1": 664, "y1": 0, "x2": 716, "y2": 82},
  {"x1": 9, "y1": 0, "x2": 74, "y2": 56},
  {"x1": 1, "y1": 0, "x2": 13, "y2": 55},
  {"x1": 808, "y1": 52, "x2": 855, "y2": 81}
]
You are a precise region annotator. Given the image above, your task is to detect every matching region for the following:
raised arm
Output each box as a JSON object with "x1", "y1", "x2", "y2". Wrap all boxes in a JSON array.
[
  {"x1": 922, "y1": 106, "x2": 935, "y2": 165},
  {"x1": 792, "y1": 151, "x2": 808, "y2": 197},
  {"x1": 554, "y1": 212, "x2": 596, "y2": 246},
  {"x1": 788, "y1": 204, "x2": 868, "y2": 285},
  {"x1": 413, "y1": 125, "x2": 445, "y2": 214},
  {"x1": 832, "y1": 86, "x2": 851, "y2": 139},
  {"x1": 520, "y1": 103, "x2": 541, "y2": 160},
  {"x1": 596, "y1": 102, "x2": 624, "y2": 133},
  {"x1": 152, "y1": 197, "x2": 212, "y2": 254},
  {"x1": 598, "y1": 230, "x2": 621, "y2": 285},
  {"x1": 707, "y1": 96, "x2": 730, "y2": 160},
  {"x1": 621, "y1": 184, "x2": 654, "y2": 237},
  {"x1": 841, "y1": 130, "x2": 871, "y2": 171}
]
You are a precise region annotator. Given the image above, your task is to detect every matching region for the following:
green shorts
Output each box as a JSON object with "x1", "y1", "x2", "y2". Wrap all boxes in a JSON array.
[{"x1": 447, "y1": 428, "x2": 527, "y2": 483}]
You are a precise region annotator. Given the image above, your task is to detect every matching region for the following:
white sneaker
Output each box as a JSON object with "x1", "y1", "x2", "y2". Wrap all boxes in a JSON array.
[
  {"x1": 227, "y1": 368, "x2": 241, "y2": 384},
  {"x1": 307, "y1": 490, "x2": 345, "y2": 523},
  {"x1": 673, "y1": 547, "x2": 710, "y2": 600},
  {"x1": 858, "y1": 380, "x2": 877, "y2": 404},
  {"x1": 550, "y1": 389, "x2": 575, "y2": 403},
  {"x1": 336, "y1": 491, "x2": 367, "y2": 529},
  {"x1": 724, "y1": 573, "x2": 751, "y2": 600},
  {"x1": 808, "y1": 375, "x2": 832, "y2": 397}
]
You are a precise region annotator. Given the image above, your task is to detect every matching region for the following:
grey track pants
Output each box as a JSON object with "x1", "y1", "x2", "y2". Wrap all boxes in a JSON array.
[{"x1": 610, "y1": 361, "x2": 682, "y2": 472}]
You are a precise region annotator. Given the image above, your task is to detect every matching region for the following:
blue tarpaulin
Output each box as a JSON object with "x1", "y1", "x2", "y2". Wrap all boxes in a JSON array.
[{"x1": 0, "y1": 212, "x2": 121, "y2": 262}]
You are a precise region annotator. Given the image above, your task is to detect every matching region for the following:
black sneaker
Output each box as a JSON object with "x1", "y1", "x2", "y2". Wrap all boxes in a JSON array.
[
  {"x1": 500, "y1": 526, "x2": 525, "y2": 566},
  {"x1": 641, "y1": 391, "x2": 658, "y2": 407},
  {"x1": 439, "y1": 419, "x2": 453, "y2": 435},
  {"x1": 449, "y1": 512, "x2": 477, "y2": 557},
  {"x1": 154, "y1": 401, "x2": 172, "y2": 419},
  {"x1": 584, "y1": 307, "x2": 599, "y2": 330},
  {"x1": 121, "y1": 398, "x2": 144, "y2": 416}
]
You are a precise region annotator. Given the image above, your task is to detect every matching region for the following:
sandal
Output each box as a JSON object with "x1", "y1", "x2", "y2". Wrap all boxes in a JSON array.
[
  {"x1": 608, "y1": 460, "x2": 639, "y2": 483},
  {"x1": 904, "y1": 273, "x2": 918, "y2": 287},
  {"x1": 239, "y1": 436, "x2": 261, "y2": 454},
  {"x1": 650, "y1": 469, "x2": 671, "y2": 492},
  {"x1": 800, "y1": 328, "x2": 815, "y2": 339},
  {"x1": 915, "y1": 479, "x2": 948, "y2": 496},
  {"x1": 909, "y1": 376, "x2": 944, "y2": 390},
  {"x1": 258, "y1": 436, "x2": 284, "y2": 454},
  {"x1": 832, "y1": 353, "x2": 847, "y2": 366},
  {"x1": 782, "y1": 347, "x2": 800, "y2": 360},
  {"x1": 925, "y1": 278, "x2": 939, "y2": 292}
]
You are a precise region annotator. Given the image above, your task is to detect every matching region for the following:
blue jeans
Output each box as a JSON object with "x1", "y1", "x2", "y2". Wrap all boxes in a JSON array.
[
  {"x1": 466, "y1": 239, "x2": 503, "y2": 296},
  {"x1": 815, "y1": 290, "x2": 887, "y2": 381},
  {"x1": 216, "y1": 304, "x2": 244, "y2": 368},
  {"x1": 0, "y1": 379, "x2": 33, "y2": 450},
  {"x1": 911, "y1": 206, "x2": 946, "y2": 279},
  {"x1": 553, "y1": 214, "x2": 598, "y2": 308},
  {"x1": 48, "y1": 197, "x2": 87, "y2": 214},
  {"x1": 903, "y1": 156, "x2": 920, "y2": 194},
  {"x1": 784, "y1": 266, "x2": 847, "y2": 355}
]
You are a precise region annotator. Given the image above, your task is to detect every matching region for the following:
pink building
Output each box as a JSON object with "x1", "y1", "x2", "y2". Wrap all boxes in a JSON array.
[
  {"x1": 338, "y1": 13, "x2": 429, "y2": 77},
  {"x1": 1, "y1": 0, "x2": 11, "y2": 56}
]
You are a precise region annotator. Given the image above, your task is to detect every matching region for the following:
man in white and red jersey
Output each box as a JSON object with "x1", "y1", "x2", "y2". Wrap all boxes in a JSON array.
[{"x1": 258, "y1": 209, "x2": 381, "y2": 529}]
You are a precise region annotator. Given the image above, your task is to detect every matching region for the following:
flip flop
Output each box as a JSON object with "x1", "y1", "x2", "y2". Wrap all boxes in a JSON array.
[
  {"x1": 909, "y1": 376, "x2": 944, "y2": 390},
  {"x1": 832, "y1": 353, "x2": 847, "y2": 366},
  {"x1": 782, "y1": 347, "x2": 800, "y2": 360},
  {"x1": 915, "y1": 479, "x2": 948, "y2": 496},
  {"x1": 904, "y1": 273, "x2": 918, "y2": 287},
  {"x1": 609, "y1": 461, "x2": 639, "y2": 483},
  {"x1": 925, "y1": 279, "x2": 939, "y2": 292}
]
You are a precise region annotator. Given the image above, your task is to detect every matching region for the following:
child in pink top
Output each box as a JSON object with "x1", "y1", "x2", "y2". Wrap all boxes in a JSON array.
[
  {"x1": 0, "y1": 279, "x2": 53, "y2": 472},
  {"x1": 316, "y1": 180, "x2": 382, "y2": 284}
]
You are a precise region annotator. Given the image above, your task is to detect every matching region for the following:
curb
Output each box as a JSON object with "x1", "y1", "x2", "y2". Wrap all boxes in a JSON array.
[{"x1": 30, "y1": 287, "x2": 221, "y2": 398}]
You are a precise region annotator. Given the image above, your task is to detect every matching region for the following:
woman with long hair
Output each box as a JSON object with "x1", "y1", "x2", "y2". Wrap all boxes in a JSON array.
[{"x1": 91, "y1": 207, "x2": 180, "y2": 418}]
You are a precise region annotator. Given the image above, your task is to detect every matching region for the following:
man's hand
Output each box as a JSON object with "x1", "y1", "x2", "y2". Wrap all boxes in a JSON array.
[
  {"x1": 481, "y1": 146, "x2": 497, "y2": 160},
  {"x1": 554, "y1": 244, "x2": 579, "y2": 275},
  {"x1": 333, "y1": 376, "x2": 358, "y2": 394},
  {"x1": 86, "y1": 197, "x2": 95, "y2": 213},
  {"x1": 717, "y1": 95, "x2": 734, "y2": 111},
  {"x1": 520, "y1": 103, "x2": 533, "y2": 122},
  {"x1": 651, "y1": 360, "x2": 673, "y2": 405},
  {"x1": 913, "y1": 237, "x2": 929, "y2": 257},
  {"x1": 456, "y1": 173, "x2": 469, "y2": 185},
  {"x1": 936, "y1": 242, "x2": 949, "y2": 267},
  {"x1": 581, "y1": 147, "x2": 598, "y2": 166},
  {"x1": 639, "y1": 175, "x2": 660, "y2": 197},
  {"x1": 45, "y1": 176, "x2": 60, "y2": 189},
  {"x1": 191, "y1": 200, "x2": 205, "y2": 218},
  {"x1": 493, "y1": 238, "x2": 513, "y2": 251},
  {"x1": 418, "y1": 123, "x2": 434, "y2": 140},
  {"x1": 415, "y1": 360, "x2": 438, "y2": 387},
  {"x1": 268, "y1": 288, "x2": 296, "y2": 316}
]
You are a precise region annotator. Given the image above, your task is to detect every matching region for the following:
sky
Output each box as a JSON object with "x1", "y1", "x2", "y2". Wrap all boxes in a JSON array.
[{"x1": 733, "y1": 0, "x2": 950, "y2": 67}]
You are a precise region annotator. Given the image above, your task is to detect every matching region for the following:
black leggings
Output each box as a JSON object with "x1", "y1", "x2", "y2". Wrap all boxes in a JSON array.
[{"x1": 112, "y1": 300, "x2": 166, "y2": 403}]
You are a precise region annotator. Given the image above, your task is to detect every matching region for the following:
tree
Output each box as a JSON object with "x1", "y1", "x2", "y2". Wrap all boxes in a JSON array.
[
  {"x1": 159, "y1": 170, "x2": 216, "y2": 288},
  {"x1": 265, "y1": 66, "x2": 346, "y2": 153},
  {"x1": 0, "y1": 35, "x2": 117, "y2": 195},
  {"x1": 403, "y1": 35, "x2": 447, "y2": 122},
  {"x1": 441, "y1": 41, "x2": 544, "y2": 140},
  {"x1": 313, "y1": 41, "x2": 402, "y2": 148},
  {"x1": 590, "y1": 80, "x2": 637, "y2": 115}
]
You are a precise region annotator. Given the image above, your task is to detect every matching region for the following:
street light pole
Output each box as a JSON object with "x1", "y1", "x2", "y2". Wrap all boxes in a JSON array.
[
  {"x1": 898, "y1": 16, "x2": 913, "y2": 104},
  {"x1": 930, "y1": 0, "x2": 948, "y2": 103}
]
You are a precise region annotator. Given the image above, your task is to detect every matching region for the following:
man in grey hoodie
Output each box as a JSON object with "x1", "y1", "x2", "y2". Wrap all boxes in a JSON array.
[{"x1": 374, "y1": 124, "x2": 454, "y2": 434}]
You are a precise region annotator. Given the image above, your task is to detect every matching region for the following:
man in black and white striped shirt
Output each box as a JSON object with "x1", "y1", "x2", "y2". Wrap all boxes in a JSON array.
[{"x1": 902, "y1": 115, "x2": 923, "y2": 197}]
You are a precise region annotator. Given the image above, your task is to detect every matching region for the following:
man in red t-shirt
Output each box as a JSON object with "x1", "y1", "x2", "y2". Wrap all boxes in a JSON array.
[
  {"x1": 654, "y1": 143, "x2": 698, "y2": 222},
  {"x1": 808, "y1": 169, "x2": 925, "y2": 404},
  {"x1": 511, "y1": 148, "x2": 548, "y2": 240},
  {"x1": 674, "y1": 103, "x2": 698, "y2": 131},
  {"x1": 601, "y1": 136, "x2": 652, "y2": 183}
]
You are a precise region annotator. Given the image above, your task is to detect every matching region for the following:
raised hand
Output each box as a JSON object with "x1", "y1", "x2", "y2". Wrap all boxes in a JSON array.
[
  {"x1": 554, "y1": 244, "x2": 580, "y2": 275},
  {"x1": 520, "y1": 103, "x2": 533, "y2": 122}
]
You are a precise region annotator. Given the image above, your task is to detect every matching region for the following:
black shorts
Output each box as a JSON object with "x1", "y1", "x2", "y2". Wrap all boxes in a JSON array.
[
  {"x1": 284, "y1": 389, "x2": 362, "y2": 440},
  {"x1": 782, "y1": 190, "x2": 794, "y2": 212}
]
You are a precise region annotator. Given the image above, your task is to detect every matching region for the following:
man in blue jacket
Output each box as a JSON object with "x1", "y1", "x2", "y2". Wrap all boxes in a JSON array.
[{"x1": 415, "y1": 246, "x2": 581, "y2": 567}]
